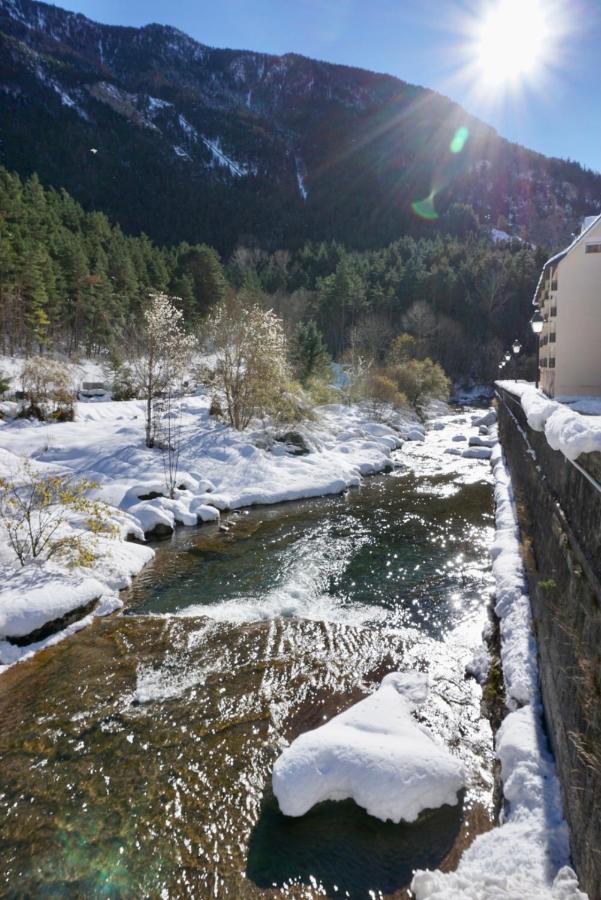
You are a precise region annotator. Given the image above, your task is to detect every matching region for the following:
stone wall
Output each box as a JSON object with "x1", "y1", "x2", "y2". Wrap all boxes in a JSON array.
[{"x1": 496, "y1": 387, "x2": 601, "y2": 900}]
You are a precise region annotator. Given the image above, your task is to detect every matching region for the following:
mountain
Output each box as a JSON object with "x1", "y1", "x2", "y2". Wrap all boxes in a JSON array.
[{"x1": 1, "y1": 0, "x2": 600, "y2": 254}]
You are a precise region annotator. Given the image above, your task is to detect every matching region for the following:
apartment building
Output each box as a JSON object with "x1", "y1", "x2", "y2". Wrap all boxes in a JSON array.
[{"x1": 533, "y1": 214, "x2": 601, "y2": 397}]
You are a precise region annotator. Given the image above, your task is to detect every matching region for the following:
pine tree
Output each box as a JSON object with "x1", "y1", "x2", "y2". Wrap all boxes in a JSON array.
[{"x1": 293, "y1": 320, "x2": 330, "y2": 385}]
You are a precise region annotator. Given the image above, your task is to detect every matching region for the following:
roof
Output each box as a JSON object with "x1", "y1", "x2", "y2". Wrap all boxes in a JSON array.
[{"x1": 532, "y1": 212, "x2": 601, "y2": 305}]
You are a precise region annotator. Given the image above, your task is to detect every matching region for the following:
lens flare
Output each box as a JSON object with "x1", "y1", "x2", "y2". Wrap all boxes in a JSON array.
[
  {"x1": 412, "y1": 191, "x2": 439, "y2": 221},
  {"x1": 449, "y1": 126, "x2": 469, "y2": 154}
]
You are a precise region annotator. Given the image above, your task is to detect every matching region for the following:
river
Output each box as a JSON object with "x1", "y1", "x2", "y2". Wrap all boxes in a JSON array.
[{"x1": 0, "y1": 410, "x2": 497, "y2": 899}]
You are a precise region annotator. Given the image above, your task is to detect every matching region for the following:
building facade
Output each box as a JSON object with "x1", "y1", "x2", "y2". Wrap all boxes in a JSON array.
[{"x1": 533, "y1": 214, "x2": 601, "y2": 398}]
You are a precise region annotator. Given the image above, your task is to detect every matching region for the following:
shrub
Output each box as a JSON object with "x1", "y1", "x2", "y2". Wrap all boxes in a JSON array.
[
  {"x1": 20, "y1": 357, "x2": 76, "y2": 421},
  {"x1": 0, "y1": 463, "x2": 117, "y2": 567},
  {"x1": 110, "y1": 363, "x2": 139, "y2": 401},
  {"x1": 0, "y1": 370, "x2": 10, "y2": 399},
  {"x1": 364, "y1": 372, "x2": 408, "y2": 418},
  {"x1": 388, "y1": 358, "x2": 450, "y2": 408}
]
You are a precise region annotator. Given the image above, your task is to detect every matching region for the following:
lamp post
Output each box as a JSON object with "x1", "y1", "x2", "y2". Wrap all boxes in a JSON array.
[
  {"x1": 511, "y1": 339, "x2": 522, "y2": 381},
  {"x1": 530, "y1": 310, "x2": 543, "y2": 389}
]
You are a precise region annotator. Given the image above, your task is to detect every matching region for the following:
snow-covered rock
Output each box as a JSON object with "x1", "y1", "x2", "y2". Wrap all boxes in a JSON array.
[
  {"x1": 462, "y1": 447, "x2": 492, "y2": 460},
  {"x1": 469, "y1": 436, "x2": 497, "y2": 448},
  {"x1": 272, "y1": 671, "x2": 464, "y2": 824},
  {"x1": 0, "y1": 573, "x2": 105, "y2": 639},
  {"x1": 473, "y1": 410, "x2": 497, "y2": 428}
]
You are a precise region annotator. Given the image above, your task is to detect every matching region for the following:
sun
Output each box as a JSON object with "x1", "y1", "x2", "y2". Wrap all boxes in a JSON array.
[{"x1": 474, "y1": 0, "x2": 549, "y2": 88}]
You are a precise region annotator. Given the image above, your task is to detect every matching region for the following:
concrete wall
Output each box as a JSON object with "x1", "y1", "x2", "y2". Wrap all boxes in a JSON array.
[{"x1": 496, "y1": 387, "x2": 601, "y2": 899}]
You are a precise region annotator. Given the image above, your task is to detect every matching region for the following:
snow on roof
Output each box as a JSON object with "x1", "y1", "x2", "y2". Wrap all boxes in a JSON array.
[{"x1": 532, "y1": 212, "x2": 601, "y2": 305}]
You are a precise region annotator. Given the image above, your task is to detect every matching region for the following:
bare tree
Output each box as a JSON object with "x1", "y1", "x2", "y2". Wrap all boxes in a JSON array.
[{"x1": 135, "y1": 292, "x2": 196, "y2": 450}]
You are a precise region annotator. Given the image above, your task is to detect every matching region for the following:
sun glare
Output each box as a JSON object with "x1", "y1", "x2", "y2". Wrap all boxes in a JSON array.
[{"x1": 475, "y1": 0, "x2": 549, "y2": 88}]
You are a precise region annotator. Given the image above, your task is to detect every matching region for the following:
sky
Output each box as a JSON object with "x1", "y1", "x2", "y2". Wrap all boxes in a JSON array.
[{"x1": 56, "y1": 0, "x2": 601, "y2": 173}]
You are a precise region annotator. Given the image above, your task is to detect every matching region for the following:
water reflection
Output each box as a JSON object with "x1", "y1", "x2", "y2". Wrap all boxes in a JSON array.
[{"x1": 247, "y1": 793, "x2": 464, "y2": 899}]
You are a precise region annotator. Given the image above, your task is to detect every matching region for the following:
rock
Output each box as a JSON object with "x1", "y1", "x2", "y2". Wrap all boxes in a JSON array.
[
  {"x1": 274, "y1": 431, "x2": 311, "y2": 455},
  {"x1": 209, "y1": 396, "x2": 223, "y2": 417},
  {"x1": 479, "y1": 425, "x2": 490, "y2": 435},
  {"x1": 462, "y1": 447, "x2": 492, "y2": 460},
  {"x1": 474, "y1": 410, "x2": 497, "y2": 428},
  {"x1": 469, "y1": 436, "x2": 497, "y2": 448},
  {"x1": 405, "y1": 428, "x2": 425, "y2": 442},
  {"x1": 144, "y1": 522, "x2": 174, "y2": 540},
  {"x1": 137, "y1": 490, "x2": 164, "y2": 501},
  {"x1": 445, "y1": 448, "x2": 463, "y2": 456},
  {"x1": 452, "y1": 435, "x2": 467, "y2": 442}
]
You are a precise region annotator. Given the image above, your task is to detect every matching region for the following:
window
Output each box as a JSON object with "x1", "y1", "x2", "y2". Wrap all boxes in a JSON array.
[{"x1": 585, "y1": 242, "x2": 601, "y2": 253}]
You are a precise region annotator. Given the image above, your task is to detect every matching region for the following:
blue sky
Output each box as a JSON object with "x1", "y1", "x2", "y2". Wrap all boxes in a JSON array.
[{"x1": 57, "y1": 0, "x2": 601, "y2": 173}]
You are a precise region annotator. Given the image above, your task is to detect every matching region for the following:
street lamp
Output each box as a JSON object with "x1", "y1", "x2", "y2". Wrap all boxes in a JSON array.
[
  {"x1": 530, "y1": 309, "x2": 544, "y2": 389},
  {"x1": 511, "y1": 339, "x2": 522, "y2": 380}
]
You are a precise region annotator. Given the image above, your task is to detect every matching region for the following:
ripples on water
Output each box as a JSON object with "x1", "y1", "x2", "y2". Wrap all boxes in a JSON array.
[{"x1": 0, "y1": 412, "x2": 498, "y2": 898}]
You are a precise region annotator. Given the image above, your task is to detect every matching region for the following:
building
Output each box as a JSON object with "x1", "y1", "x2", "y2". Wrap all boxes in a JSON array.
[{"x1": 532, "y1": 214, "x2": 601, "y2": 398}]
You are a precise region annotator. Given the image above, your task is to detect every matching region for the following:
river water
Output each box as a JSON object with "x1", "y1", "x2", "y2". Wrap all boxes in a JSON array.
[{"x1": 0, "y1": 411, "x2": 497, "y2": 899}]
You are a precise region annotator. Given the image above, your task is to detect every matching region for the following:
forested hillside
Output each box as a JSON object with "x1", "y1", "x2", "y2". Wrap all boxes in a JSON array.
[
  {"x1": 1, "y1": 0, "x2": 600, "y2": 254},
  {"x1": 0, "y1": 165, "x2": 545, "y2": 380}
]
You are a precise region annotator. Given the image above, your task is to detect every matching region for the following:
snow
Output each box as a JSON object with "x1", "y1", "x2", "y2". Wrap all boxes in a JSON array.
[
  {"x1": 411, "y1": 436, "x2": 586, "y2": 900},
  {"x1": 0, "y1": 378, "x2": 418, "y2": 661},
  {"x1": 295, "y1": 154, "x2": 308, "y2": 200},
  {"x1": 491, "y1": 228, "x2": 525, "y2": 245},
  {"x1": 0, "y1": 573, "x2": 106, "y2": 639},
  {"x1": 272, "y1": 671, "x2": 465, "y2": 823},
  {"x1": 497, "y1": 381, "x2": 601, "y2": 461},
  {"x1": 201, "y1": 135, "x2": 255, "y2": 177}
]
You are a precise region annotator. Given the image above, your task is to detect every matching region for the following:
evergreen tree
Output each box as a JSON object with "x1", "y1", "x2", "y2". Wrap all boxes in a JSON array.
[{"x1": 293, "y1": 321, "x2": 330, "y2": 385}]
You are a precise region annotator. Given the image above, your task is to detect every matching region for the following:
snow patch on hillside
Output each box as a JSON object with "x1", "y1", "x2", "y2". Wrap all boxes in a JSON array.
[{"x1": 295, "y1": 154, "x2": 308, "y2": 200}]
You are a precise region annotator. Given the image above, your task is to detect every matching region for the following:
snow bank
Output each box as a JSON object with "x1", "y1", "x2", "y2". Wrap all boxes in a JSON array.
[
  {"x1": 272, "y1": 671, "x2": 464, "y2": 824},
  {"x1": 411, "y1": 441, "x2": 586, "y2": 899},
  {"x1": 497, "y1": 381, "x2": 601, "y2": 462},
  {"x1": 0, "y1": 573, "x2": 106, "y2": 638},
  {"x1": 0, "y1": 396, "x2": 409, "y2": 545}
]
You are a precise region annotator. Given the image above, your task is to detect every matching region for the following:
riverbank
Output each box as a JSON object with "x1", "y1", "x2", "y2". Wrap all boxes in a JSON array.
[
  {"x1": 0, "y1": 394, "x2": 427, "y2": 667},
  {"x1": 412, "y1": 429, "x2": 587, "y2": 900}
]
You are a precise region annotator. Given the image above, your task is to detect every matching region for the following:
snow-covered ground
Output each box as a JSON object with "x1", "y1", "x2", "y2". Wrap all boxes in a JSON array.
[
  {"x1": 0, "y1": 390, "x2": 424, "y2": 666},
  {"x1": 497, "y1": 381, "x2": 601, "y2": 461}
]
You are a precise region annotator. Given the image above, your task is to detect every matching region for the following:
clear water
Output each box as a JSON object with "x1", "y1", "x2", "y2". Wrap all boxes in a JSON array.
[{"x1": 0, "y1": 412, "x2": 497, "y2": 898}]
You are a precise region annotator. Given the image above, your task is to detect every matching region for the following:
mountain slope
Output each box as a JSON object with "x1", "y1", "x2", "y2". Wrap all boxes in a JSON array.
[{"x1": 1, "y1": 0, "x2": 600, "y2": 253}]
